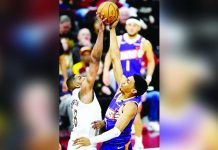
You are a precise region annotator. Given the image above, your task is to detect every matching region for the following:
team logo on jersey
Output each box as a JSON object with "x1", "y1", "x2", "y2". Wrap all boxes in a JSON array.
[
  {"x1": 120, "y1": 49, "x2": 144, "y2": 60},
  {"x1": 105, "y1": 108, "x2": 116, "y2": 120}
]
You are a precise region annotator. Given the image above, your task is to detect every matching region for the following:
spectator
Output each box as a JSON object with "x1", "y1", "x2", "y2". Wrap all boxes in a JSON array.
[
  {"x1": 59, "y1": 15, "x2": 73, "y2": 38},
  {"x1": 73, "y1": 0, "x2": 96, "y2": 8},
  {"x1": 59, "y1": 38, "x2": 74, "y2": 96},
  {"x1": 72, "y1": 28, "x2": 92, "y2": 64},
  {"x1": 96, "y1": 0, "x2": 123, "y2": 8},
  {"x1": 72, "y1": 46, "x2": 91, "y2": 75},
  {"x1": 116, "y1": 7, "x2": 130, "y2": 35}
]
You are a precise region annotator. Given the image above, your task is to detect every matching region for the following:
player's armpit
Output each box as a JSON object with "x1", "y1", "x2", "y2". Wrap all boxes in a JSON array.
[{"x1": 115, "y1": 102, "x2": 138, "y2": 132}]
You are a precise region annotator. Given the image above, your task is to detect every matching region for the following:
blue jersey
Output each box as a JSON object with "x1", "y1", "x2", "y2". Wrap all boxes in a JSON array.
[
  {"x1": 104, "y1": 92, "x2": 141, "y2": 146},
  {"x1": 119, "y1": 33, "x2": 144, "y2": 77}
]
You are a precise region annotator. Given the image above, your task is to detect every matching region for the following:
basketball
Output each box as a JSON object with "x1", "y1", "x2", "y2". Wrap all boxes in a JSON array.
[{"x1": 97, "y1": 1, "x2": 119, "y2": 25}]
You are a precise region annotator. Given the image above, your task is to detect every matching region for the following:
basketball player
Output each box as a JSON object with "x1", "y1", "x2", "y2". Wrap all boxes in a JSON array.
[
  {"x1": 74, "y1": 18, "x2": 148, "y2": 150},
  {"x1": 103, "y1": 16, "x2": 155, "y2": 149},
  {"x1": 66, "y1": 14, "x2": 107, "y2": 150}
]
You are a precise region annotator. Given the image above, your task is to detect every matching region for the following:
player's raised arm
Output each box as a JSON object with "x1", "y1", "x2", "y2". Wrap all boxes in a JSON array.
[
  {"x1": 82, "y1": 15, "x2": 106, "y2": 89},
  {"x1": 103, "y1": 52, "x2": 112, "y2": 86},
  {"x1": 109, "y1": 20, "x2": 124, "y2": 87}
]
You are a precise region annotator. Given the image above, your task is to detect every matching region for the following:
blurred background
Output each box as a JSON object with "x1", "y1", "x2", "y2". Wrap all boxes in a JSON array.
[
  {"x1": 0, "y1": 0, "x2": 59, "y2": 149},
  {"x1": 160, "y1": 0, "x2": 218, "y2": 149}
]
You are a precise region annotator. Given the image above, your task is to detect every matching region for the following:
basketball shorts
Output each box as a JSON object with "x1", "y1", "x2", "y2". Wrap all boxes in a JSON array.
[{"x1": 100, "y1": 141, "x2": 132, "y2": 150}]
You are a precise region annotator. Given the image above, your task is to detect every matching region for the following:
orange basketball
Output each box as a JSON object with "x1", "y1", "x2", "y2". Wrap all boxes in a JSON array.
[{"x1": 97, "y1": 1, "x2": 119, "y2": 25}]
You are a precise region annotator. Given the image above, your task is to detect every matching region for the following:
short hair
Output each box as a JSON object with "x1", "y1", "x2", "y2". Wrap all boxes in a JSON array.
[
  {"x1": 60, "y1": 15, "x2": 71, "y2": 24},
  {"x1": 66, "y1": 74, "x2": 75, "y2": 89},
  {"x1": 133, "y1": 74, "x2": 148, "y2": 96}
]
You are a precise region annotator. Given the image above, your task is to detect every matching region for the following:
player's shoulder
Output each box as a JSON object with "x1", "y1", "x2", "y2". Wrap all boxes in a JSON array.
[
  {"x1": 139, "y1": 35, "x2": 150, "y2": 44},
  {"x1": 72, "y1": 87, "x2": 80, "y2": 95},
  {"x1": 122, "y1": 101, "x2": 138, "y2": 116},
  {"x1": 114, "y1": 90, "x2": 121, "y2": 98},
  {"x1": 141, "y1": 38, "x2": 152, "y2": 48}
]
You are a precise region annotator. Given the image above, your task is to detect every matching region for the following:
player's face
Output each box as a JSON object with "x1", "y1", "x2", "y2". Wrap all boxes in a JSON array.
[
  {"x1": 73, "y1": 75, "x2": 86, "y2": 87},
  {"x1": 78, "y1": 29, "x2": 91, "y2": 42},
  {"x1": 125, "y1": 23, "x2": 141, "y2": 36},
  {"x1": 120, "y1": 76, "x2": 135, "y2": 94}
]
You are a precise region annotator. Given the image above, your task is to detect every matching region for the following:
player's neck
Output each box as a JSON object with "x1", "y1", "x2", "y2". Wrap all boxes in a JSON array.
[
  {"x1": 121, "y1": 91, "x2": 134, "y2": 99},
  {"x1": 127, "y1": 33, "x2": 138, "y2": 39},
  {"x1": 71, "y1": 86, "x2": 79, "y2": 91}
]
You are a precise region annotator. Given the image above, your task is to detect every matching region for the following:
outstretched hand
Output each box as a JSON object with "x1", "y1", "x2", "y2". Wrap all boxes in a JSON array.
[
  {"x1": 74, "y1": 137, "x2": 91, "y2": 149},
  {"x1": 109, "y1": 18, "x2": 119, "y2": 29},
  {"x1": 96, "y1": 12, "x2": 108, "y2": 31}
]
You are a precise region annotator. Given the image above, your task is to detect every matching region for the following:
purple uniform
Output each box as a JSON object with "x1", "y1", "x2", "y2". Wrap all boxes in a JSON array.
[
  {"x1": 119, "y1": 33, "x2": 144, "y2": 77},
  {"x1": 100, "y1": 92, "x2": 141, "y2": 150}
]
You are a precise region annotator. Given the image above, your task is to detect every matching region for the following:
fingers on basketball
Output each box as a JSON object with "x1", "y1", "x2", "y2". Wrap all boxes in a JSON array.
[{"x1": 97, "y1": 1, "x2": 119, "y2": 25}]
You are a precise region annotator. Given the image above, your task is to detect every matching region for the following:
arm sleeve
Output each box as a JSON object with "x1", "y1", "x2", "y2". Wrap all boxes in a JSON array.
[{"x1": 90, "y1": 127, "x2": 121, "y2": 144}]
